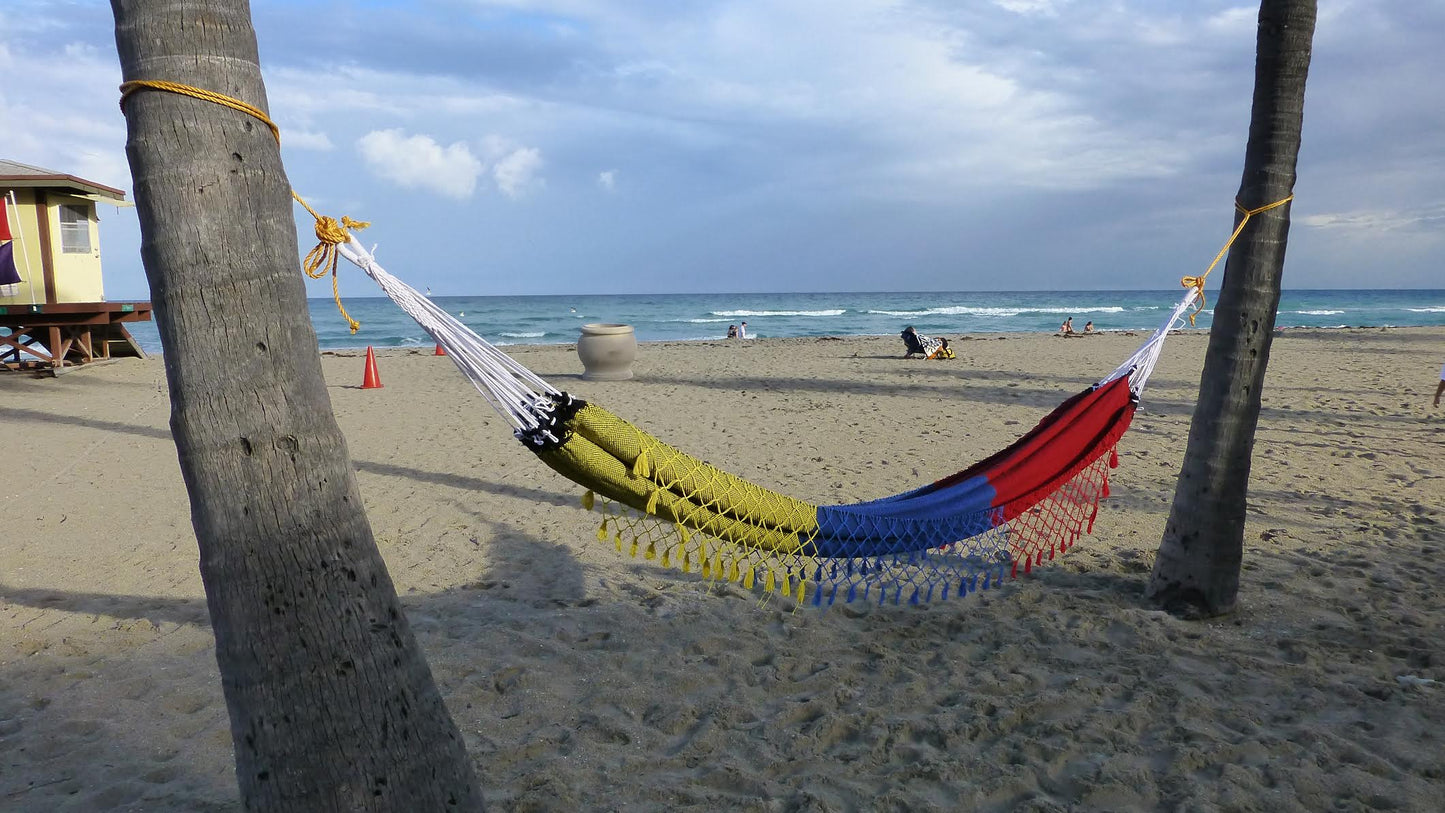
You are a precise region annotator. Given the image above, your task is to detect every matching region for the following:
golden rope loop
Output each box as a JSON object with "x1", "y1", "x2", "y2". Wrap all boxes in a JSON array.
[
  {"x1": 120, "y1": 80, "x2": 280, "y2": 143},
  {"x1": 302, "y1": 216, "x2": 369, "y2": 334},
  {"x1": 1180, "y1": 195, "x2": 1294, "y2": 325},
  {"x1": 119, "y1": 79, "x2": 369, "y2": 331}
]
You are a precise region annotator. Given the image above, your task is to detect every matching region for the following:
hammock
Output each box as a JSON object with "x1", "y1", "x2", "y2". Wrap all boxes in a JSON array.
[{"x1": 336, "y1": 240, "x2": 1198, "y2": 607}]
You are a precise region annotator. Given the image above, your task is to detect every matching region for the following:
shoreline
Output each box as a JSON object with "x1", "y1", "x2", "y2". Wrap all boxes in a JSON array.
[{"x1": 134, "y1": 322, "x2": 1441, "y2": 359}]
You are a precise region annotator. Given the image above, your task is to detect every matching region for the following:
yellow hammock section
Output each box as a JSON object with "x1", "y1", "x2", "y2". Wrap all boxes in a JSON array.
[
  {"x1": 539, "y1": 403, "x2": 821, "y2": 550},
  {"x1": 528, "y1": 402, "x2": 824, "y2": 598}
]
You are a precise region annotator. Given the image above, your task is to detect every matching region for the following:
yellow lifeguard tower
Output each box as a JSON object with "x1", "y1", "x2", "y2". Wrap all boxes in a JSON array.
[{"x1": 0, "y1": 159, "x2": 152, "y2": 372}]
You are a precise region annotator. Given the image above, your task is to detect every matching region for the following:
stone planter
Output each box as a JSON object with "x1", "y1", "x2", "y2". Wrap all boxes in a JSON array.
[{"x1": 577, "y1": 323, "x2": 638, "y2": 381}]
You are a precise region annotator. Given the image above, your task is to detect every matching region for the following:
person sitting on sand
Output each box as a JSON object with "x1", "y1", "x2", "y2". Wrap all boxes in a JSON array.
[
  {"x1": 927, "y1": 337, "x2": 956, "y2": 360},
  {"x1": 1084, "y1": 320, "x2": 1094, "y2": 334},
  {"x1": 1060, "y1": 317, "x2": 1075, "y2": 335},
  {"x1": 901, "y1": 326, "x2": 928, "y2": 358},
  {"x1": 726, "y1": 324, "x2": 738, "y2": 339}
]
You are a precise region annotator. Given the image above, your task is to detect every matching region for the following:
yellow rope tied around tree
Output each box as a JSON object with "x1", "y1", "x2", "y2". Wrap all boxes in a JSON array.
[
  {"x1": 1181, "y1": 195, "x2": 1294, "y2": 325},
  {"x1": 119, "y1": 79, "x2": 367, "y2": 332},
  {"x1": 119, "y1": 80, "x2": 280, "y2": 141}
]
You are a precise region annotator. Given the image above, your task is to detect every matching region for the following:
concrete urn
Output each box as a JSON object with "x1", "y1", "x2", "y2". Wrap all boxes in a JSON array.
[{"x1": 577, "y1": 323, "x2": 638, "y2": 381}]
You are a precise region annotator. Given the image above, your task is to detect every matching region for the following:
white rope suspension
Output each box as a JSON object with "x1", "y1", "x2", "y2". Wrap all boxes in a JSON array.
[
  {"x1": 337, "y1": 239, "x2": 560, "y2": 431},
  {"x1": 1099, "y1": 287, "x2": 1203, "y2": 396}
]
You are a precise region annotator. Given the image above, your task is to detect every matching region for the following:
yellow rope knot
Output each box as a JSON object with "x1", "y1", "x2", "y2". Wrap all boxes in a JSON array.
[
  {"x1": 118, "y1": 78, "x2": 373, "y2": 334},
  {"x1": 300, "y1": 213, "x2": 370, "y2": 332},
  {"x1": 1180, "y1": 195, "x2": 1294, "y2": 325},
  {"x1": 294, "y1": 193, "x2": 370, "y2": 333}
]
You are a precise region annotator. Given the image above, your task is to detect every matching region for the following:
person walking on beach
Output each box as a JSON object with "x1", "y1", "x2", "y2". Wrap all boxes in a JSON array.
[{"x1": 1435, "y1": 361, "x2": 1444, "y2": 407}]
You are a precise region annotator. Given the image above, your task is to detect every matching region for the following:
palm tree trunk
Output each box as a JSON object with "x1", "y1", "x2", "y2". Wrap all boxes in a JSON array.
[
  {"x1": 111, "y1": 1, "x2": 483, "y2": 808},
  {"x1": 1146, "y1": 0, "x2": 1317, "y2": 617}
]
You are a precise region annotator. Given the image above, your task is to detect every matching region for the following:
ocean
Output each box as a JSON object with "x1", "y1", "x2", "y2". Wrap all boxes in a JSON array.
[{"x1": 122, "y1": 289, "x2": 1445, "y2": 355}]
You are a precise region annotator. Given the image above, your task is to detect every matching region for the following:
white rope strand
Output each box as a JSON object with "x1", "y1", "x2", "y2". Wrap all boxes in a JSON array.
[
  {"x1": 1099, "y1": 287, "x2": 1202, "y2": 396},
  {"x1": 337, "y1": 240, "x2": 560, "y2": 431}
]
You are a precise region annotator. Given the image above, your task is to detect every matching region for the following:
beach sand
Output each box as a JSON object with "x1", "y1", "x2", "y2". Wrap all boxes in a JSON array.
[{"x1": 2, "y1": 327, "x2": 1443, "y2": 811}]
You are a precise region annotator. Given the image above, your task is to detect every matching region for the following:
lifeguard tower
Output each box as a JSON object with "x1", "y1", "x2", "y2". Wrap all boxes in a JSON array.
[{"x1": 1, "y1": 159, "x2": 152, "y2": 373}]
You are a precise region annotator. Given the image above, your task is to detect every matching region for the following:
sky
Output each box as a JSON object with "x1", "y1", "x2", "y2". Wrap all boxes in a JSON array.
[{"x1": 1, "y1": 1, "x2": 1441, "y2": 299}]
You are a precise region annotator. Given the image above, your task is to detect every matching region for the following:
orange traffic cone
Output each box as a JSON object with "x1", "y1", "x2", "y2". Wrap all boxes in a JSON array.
[
  {"x1": 361, "y1": 346, "x2": 383, "y2": 389},
  {"x1": 434, "y1": 342, "x2": 447, "y2": 356}
]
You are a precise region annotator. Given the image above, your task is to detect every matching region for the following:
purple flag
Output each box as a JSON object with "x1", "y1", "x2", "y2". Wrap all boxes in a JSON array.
[{"x1": 0, "y1": 240, "x2": 21, "y2": 286}]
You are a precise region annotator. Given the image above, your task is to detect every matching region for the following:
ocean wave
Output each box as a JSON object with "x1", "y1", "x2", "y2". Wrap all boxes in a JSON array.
[
  {"x1": 1407, "y1": 307, "x2": 1445, "y2": 313},
  {"x1": 499, "y1": 331, "x2": 547, "y2": 338},
  {"x1": 710, "y1": 309, "x2": 847, "y2": 318},
  {"x1": 867, "y1": 305, "x2": 1127, "y2": 318},
  {"x1": 1293, "y1": 310, "x2": 1345, "y2": 316}
]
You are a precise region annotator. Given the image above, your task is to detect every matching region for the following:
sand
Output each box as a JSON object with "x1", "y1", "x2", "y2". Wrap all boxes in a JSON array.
[{"x1": 2, "y1": 326, "x2": 1443, "y2": 811}]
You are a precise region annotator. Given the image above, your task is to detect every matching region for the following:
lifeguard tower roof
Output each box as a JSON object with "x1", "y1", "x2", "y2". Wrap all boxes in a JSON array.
[{"x1": 0, "y1": 159, "x2": 128, "y2": 204}]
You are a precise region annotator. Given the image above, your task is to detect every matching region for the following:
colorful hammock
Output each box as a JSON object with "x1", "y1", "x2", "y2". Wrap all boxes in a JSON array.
[{"x1": 336, "y1": 240, "x2": 1198, "y2": 607}]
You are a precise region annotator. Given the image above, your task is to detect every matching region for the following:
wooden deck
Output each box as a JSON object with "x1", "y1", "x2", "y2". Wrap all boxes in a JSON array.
[{"x1": 0, "y1": 301, "x2": 153, "y2": 373}]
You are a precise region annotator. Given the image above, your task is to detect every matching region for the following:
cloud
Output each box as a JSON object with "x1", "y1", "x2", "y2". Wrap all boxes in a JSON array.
[
  {"x1": 355, "y1": 129, "x2": 483, "y2": 199},
  {"x1": 284, "y1": 130, "x2": 335, "y2": 151},
  {"x1": 353, "y1": 128, "x2": 542, "y2": 199},
  {"x1": 493, "y1": 147, "x2": 543, "y2": 198},
  {"x1": 0, "y1": 27, "x2": 131, "y2": 192},
  {"x1": 598, "y1": 170, "x2": 616, "y2": 191},
  {"x1": 991, "y1": 0, "x2": 1060, "y2": 17},
  {"x1": 265, "y1": 63, "x2": 532, "y2": 125},
  {"x1": 471, "y1": 134, "x2": 545, "y2": 198},
  {"x1": 1300, "y1": 206, "x2": 1445, "y2": 234}
]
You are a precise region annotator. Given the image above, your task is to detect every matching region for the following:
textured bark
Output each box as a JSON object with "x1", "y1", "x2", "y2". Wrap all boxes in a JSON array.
[
  {"x1": 111, "y1": 1, "x2": 483, "y2": 809},
  {"x1": 1147, "y1": 0, "x2": 1317, "y2": 618}
]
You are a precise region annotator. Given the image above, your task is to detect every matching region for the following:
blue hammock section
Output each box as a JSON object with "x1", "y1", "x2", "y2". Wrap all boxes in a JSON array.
[{"x1": 803, "y1": 375, "x2": 1137, "y2": 604}]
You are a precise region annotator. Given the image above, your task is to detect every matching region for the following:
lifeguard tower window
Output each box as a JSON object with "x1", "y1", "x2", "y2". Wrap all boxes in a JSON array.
[{"x1": 59, "y1": 203, "x2": 92, "y2": 253}]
